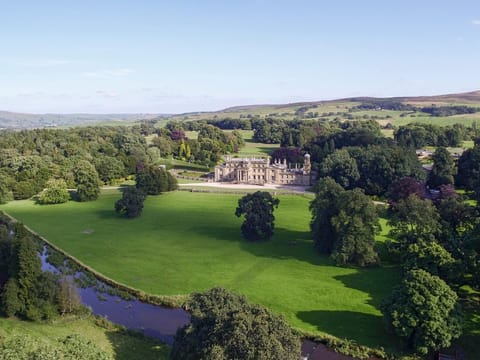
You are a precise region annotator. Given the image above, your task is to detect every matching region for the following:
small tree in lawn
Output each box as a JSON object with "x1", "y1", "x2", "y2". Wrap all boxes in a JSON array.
[
  {"x1": 115, "y1": 187, "x2": 147, "y2": 219},
  {"x1": 235, "y1": 191, "x2": 279, "y2": 241}
]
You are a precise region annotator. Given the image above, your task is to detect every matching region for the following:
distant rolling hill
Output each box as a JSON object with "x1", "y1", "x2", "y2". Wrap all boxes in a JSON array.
[
  {"x1": 0, "y1": 111, "x2": 164, "y2": 129},
  {"x1": 216, "y1": 90, "x2": 480, "y2": 115},
  {"x1": 167, "y1": 90, "x2": 480, "y2": 126},
  {"x1": 2, "y1": 90, "x2": 480, "y2": 129}
]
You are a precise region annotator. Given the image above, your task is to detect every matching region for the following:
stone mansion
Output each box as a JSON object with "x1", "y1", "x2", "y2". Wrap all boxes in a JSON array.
[{"x1": 214, "y1": 153, "x2": 313, "y2": 186}]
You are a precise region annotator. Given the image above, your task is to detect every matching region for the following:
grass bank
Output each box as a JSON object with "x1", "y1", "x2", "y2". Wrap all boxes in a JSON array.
[{"x1": 0, "y1": 316, "x2": 169, "y2": 360}]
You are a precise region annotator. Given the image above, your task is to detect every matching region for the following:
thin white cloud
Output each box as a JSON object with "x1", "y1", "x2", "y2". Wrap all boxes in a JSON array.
[
  {"x1": 96, "y1": 90, "x2": 120, "y2": 98},
  {"x1": 82, "y1": 68, "x2": 135, "y2": 78},
  {"x1": 16, "y1": 91, "x2": 45, "y2": 98},
  {"x1": 472, "y1": 19, "x2": 480, "y2": 25}
]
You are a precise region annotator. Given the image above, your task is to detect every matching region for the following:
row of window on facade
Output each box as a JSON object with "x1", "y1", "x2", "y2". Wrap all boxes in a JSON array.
[{"x1": 250, "y1": 174, "x2": 295, "y2": 180}]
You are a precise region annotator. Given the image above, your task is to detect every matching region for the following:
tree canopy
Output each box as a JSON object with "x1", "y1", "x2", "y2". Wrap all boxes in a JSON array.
[
  {"x1": 381, "y1": 269, "x2": 462, "y2": 354},
  {"x1": 310, "y1": 178, "x2": 380, "y2": 266},
  {"x1": 73, "y1": 160, "x2": 101, "y2": 202},
  {"x1": 115, "y1": 187, "x2": 147, "y2": 219},
  {"x1": 318, "y1": 149, "x2": 360, "y2": 189},
  {"x1": 387, "y1": 177, "x2": 424, "y2": 204},
  {"x1": 171, "y1": 287, "x2": 300, "y2": 360},
  {"x1": 135, "y1": 165, "x2": 177, "y2": 195},
  {"x1": 388, "y1": 195, "x2": 441, "y2": 245},
  {"x1": 428, "y1": 147, "x2": 456, "y2": 188},
  {"x1": 310, "y1": 177, "x2": 345, "y2": 254},
  {"x1": 330, "y1": 188, "x2": 380, "y2": 266},
  {"x1": 0, "y1": 215, "x2": 80, "y2": 320},
  {"x1": 456, "y1": 144, "x2": 480, "y2": 196},
  {"x1": 37, "y1": 178, "x2": 70, "y2": 205},
  {"x1": 235, "y1": 191, "x2": 280, "y2": 241}
]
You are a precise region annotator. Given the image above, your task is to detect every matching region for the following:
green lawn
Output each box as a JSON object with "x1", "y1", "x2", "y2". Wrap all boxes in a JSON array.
[
  {"x1": 391, "y1": 114, "x2": 480, "y2": 127},
  {"x1": 0, "y1": 316, "x2": 169, "y2": 360},
  {"x1": 187, "y1": 129, "x2": 280, "y2": 156},
  {"x1": 234, "y1": 130, "x2": 279, "y2": 156},
  {"x1": 0, "y1": 191, "x2": 400, "y2": 350}
]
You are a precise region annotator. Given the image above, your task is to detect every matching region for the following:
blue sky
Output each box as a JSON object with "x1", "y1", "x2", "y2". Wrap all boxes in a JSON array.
[{"x1": 1, "y1": 0, "x2": 479, "y2": 113}]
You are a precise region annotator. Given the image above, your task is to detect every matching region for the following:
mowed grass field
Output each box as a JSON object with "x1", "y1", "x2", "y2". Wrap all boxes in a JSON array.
[
  {"x1": 0, "y1": 317, "x2": 170, "y2": 360},
  {"x1": 234, "y1": 129, "x2": 279, "y2": 156},
  {"x1": 187, "y1": 129, "x2": 279, "y2": 156},
  {"x1": 0, "y1": 191, "x2": 400, "y2": 350}
]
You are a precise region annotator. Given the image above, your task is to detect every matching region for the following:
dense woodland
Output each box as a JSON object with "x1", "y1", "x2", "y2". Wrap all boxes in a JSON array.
[
  {"x1": 0, "y1": 117, "x2": 476, "y2": 204},
  {"x1": 1, "y1": 111, "x2": 480, "y2": 357}
]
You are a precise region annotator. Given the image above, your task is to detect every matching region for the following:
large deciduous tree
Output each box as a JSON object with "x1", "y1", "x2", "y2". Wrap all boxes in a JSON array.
[
  {"x1": 310, "y1": 178, "x2": 380, "y2": 266},
  {"x1": 95, "y1": 156, "x2": 125, "y2": 185},
  {"x1": 388, "y1": 194, "x2": 441, "y2": 245},
  {"x1": 318, "y1": 149, "x2": 360, "y2": 189},
  {"x1": 331, "y1": 188, "x2": 380, "y2": 266},
  {"x1": 381, "y1": 269, "x2": 462, "y2": 355},
  {"x1": 456, "y1": 145, "x2": 480, "y2": 192},
  {"x1": 428, "y1": 147, "x2": 456, "y2": 188},
  {"x1": 403, "y1": 241, "x2": 456, "y2": 281},
  {"x1": 135, "y1": 165, "x2": 177, "y2": 195},
  {"x1": 171, "y1": 287, "x2": 300, "y2": 360},
  {"x1": 235, "y1": 191, "x2": 279, "y2": 241},
  {"x1": 73, "y1": 160, "x2": 101, "y2": 202},
  {"x1": 310, "y1": 177, "x2": 344, "y2": 254},
  {"x1": 350, "y1": 145, "x2": 424, "y2": 196},
  {"x1": 387, "y1": 177, "x2": 424, "y2": 204}
]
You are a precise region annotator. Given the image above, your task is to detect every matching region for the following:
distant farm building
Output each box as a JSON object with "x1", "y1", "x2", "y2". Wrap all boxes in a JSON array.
[{"x1": 214, "y1": 153, "x2": 313, "y2": 186}]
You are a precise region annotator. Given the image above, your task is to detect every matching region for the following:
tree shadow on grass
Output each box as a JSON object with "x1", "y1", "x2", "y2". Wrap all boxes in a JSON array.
[
  {"x1": 236, "y1": 226, "x2": 334, "y2": 266},
  {"x1": 296, "y1": 310, "x2": 400, "y2": 350},
  {"x1": 333, "y1": 267, "x2": 400, "y2": 309},
  {"x1": 95, "y1": 209, "x2": 125, "y2": 220},
  {"x1": 105, "y1": 330, "x2": 170, "y2": 360}
]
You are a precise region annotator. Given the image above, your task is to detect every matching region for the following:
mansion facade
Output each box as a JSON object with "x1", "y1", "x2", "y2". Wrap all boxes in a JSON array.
[{"x1": 214, "y1": 153, "x2": 313, "y2": 186}]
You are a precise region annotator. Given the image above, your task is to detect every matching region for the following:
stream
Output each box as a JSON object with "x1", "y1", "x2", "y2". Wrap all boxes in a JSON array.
[
  {"x1": 40, "y1": 247, "x2": 356, "y2": 360},
  {"x1": 40, "y1": 248, "x2": 190, "y2": 345}
]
